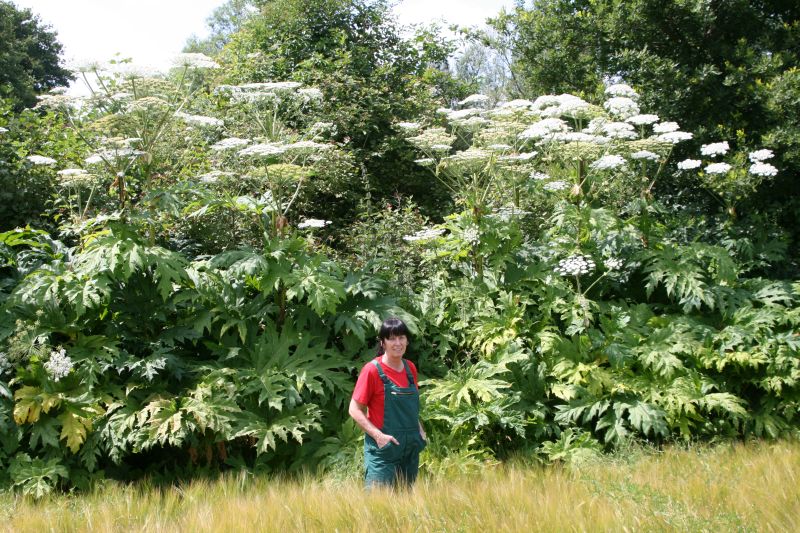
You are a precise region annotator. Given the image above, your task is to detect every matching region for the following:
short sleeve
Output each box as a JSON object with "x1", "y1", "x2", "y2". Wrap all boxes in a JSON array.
[{"x1": 352, "y1": 363, "x2": 375, "y2": 405}]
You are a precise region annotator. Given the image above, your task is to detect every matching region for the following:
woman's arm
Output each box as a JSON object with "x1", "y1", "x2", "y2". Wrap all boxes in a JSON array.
[{"x1": 349, "y1": 398, "x2": 398, "y2": 448}]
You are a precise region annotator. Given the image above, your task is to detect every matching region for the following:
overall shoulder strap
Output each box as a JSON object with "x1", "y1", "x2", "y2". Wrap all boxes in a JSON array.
[
  {"x1": 401, "y1": 359, "x2": 415, "y2": 387},
  {"x1": 371, "y1": 359, "x2": 391, "y2": 385}
]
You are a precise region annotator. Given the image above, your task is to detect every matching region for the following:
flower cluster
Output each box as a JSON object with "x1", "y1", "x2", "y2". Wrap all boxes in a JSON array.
[
  {"x1": 403, "y1": 228, "x2": 445, "y2": 242},
  {"x1": 590, "y1": 155, "x2": 627, "y2": 170},
  {"x1": 0, "y1": 352, "x2": 11, "y2": 375},
  {"x1": 57, "y1": 168, "x2": 95, "y2": 187},
  {"x1": 27, "y1": 155, "x2": 57, "y2": 166},
  {"x1": 556, "y1": 255, "x2": 596, "y2": 277},
  {"x1": 175, "y1": 112, "x2": 224, "y2": 128},
  {"x1": 297, "y1": 218, "x2": 331, "y2": 229},
  {"x1": 700, "y1": 141, "x2": 730, "y2": 157},
  {"x1": 705, "y1": 162, "x2": 732, "y2": 175},
  {"x1": 172, "y1": 53, "x2": 220, "y2": 69},
  {"x1": 44, "y1": 348, "x2": 73, "y2": 382},
  {"x1": 211, "y1": 138, "x2": 251, "y2": 151},
  {"x1": 604, "y1": 257, "x2": 624, "y2": 271},
  {"x1": 677, "y1": 159, "x2": 702, "y2": 170},
  {"x1": 749, "y1": 162, "x2": 778, "y2": 177}
]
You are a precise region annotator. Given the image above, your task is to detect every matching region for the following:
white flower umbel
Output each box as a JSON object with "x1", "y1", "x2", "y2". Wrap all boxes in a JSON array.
[
  {"x1": 459, "y1": 94, "x2": 491, "y2": 108},
  {"x1": 44, "y1": 348, "x2": 73, "y2": 382},
  {"x1": 631, "y1": 150, "x2": 660, "y2": 161},
  {"x1": 657, "y1": 131, "x2": 693, "y2": 144},
  {"x1": 626, "y1": 114, "x2": 660, "y2": 126},
  {"x1": 605, "y1": 83, "x2": 638, "y2": 99},
  {"x1": 0, "y1": 352, "x2": 11, "y2": 375},
  {"x1": 543, "y1": 180, "x2": 569, "y2": 191},
  {"x1": 414, "y1": 158, "x2": 435, "y2": 167},
  {"x1": 519, "y1": 118, "x2": 570, "y2": 141},
  {"x1": 172, "y1": 53, "x2": 219, "y2": 69},
  {"x1": 238, "y1": 143, "x2": 286, "y2": 157},
  {"x1": 395, "y1": 122, "x2": 421, "y2": 132},
  {"x1": 297, "y1": 88, "x2": 323, "y2": 101},
  {"x1": 489, "y1": 206, "x2": 532, "y2": 221},
  {"x1": 590, "y1": 155, "x2": 627, "y2": 170},
  {"x1": 174, "y1": 112, "x2": 224, "y2": 128},
  {"x1": 403, "y1": 228, "x2": 445, "y2": 242},
  {"x1": 530, "y1": 171, "x2": 550, "y2": 181},
  {"x1": 197, "y1": 170, "x2": 234, "y2": 183},
  {"x1": 462, "y1": 226, "x2": 480, "y2": 245},
  {"x1": 556, "y1": 254, "x2": 596, "y2": 277},
  {"x1": 210, "y1": 138, "x2": 251, "y2": 151},
  {"x1": 602, "y1": 122, "x2": 638, "y2": 140},
  {"x1": 705, "y1": 162, "x2": 732, "y2": 174},
  {"x1": 604, "y1": 257, "x2": 624, "y2": 270},
  {"x1": 283, "y1": 140, "x2": 332, "y2": 155},
  {"x1": 499, "y1": 99, "x2": 534, "y2": 109},
  {"x1": 748, "y1": 149, "x2": 774, "y2": 163},
  {"x1": 677, "y1": 159, "x2": 702, "y2": 170},
  {"x1": 0, "y1": 127, "x2": 8, "y2": 134},
  {"x1": 749, "y1": 162, "x2": 778, "y2": 177},
  {"x1": 700, "y1": 141, "x2": 730, "y2": 157},
  {"x1": 297, "y1": 218, "x2": 331, "y2": 229},
  {"x1": 652, "y1": 122, "x2": 680, "y2": 134},
  {"x1": 27, "y1": 155, "x2": 57, "y2": 165},
  {"x1": 603, "y1": 97, "x2": 640, "y2": 119}
]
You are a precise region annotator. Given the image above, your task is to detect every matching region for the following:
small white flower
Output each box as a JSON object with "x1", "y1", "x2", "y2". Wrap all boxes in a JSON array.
[
  {"x1": 652, "y1": 122, "x2": 680, "y2": 134},
  {"x1": 459, "y1": 94, "x2": 490, "y2": 107},
  {"x1": 749, "y1": 162, "x2": 778, "y2": 177},
  {"x1": 462, "y1": 226, "x2": 480, "y2": 244},
  {"x1": 197, "y1": 170, "x2": 234, "y2": 183},
  {"x1": 700, "y1": 141, "x2": 730, "y2": 157},
  {"x1": 403, "y1": 228, "x2": 445, "y2": 242},
  {"x1": 499, "y1": 99, "x2": 534, "y2": 109},
  {"x1": 748, "y1": 149, "x2": 774, "y2": 162},
  {"x1": 705, "y1": 162, "x2": 732, "y2": 174},
  {"x1": 519, "y1": 118, "x2": 570, "y2": 141},
  {"x1": 530, "y1": 171, "x2": 550, "y2": 181},
  {"x1": 446, "y1": 108, "x2": 482, "y2": 120},
  {"x1": 626, "y1": 114, "x2": 660, "y2": 126},
  {"x1": 27, "y1": 155, "x2": 57, "y2": 166},
  {"x1": 396, "y1": 122, "x2": 421, "y2": 132},
  {"x1": 172, "y1": 53, "x2": 219, "y2": 69},
  {"x1": 210, "y1": 138, "x2": 251, "y2": 151},
  {"x1": 297, "y1": 218, "x2": 332, "y2": 229},
  {"x1": 603, "y1": 97, "x2": 640, "y2": 119},
  {"x1": 174, "y1": 112, "x2": 224, "y2": 128},
  {"x1": 297, "y1": 87, "x2": 323, "y2": 101},
  {"x1": 677, "y1": 159, "x2": 702, "y2": 170},
  {"x1": 543, "y1": 180, "x2": 569, "y2": 191},
  {"x1": 631, "y1": 150, "x2": 659, "y2": 161},
  {"x1": 283, "y1": 140, "x2": 332, "y2": 154},
  {"x1": 657, "y1": 131, "x2": 693, "y2": 144},
  {"x1": 590, "y1": 155, "x2": 627, "y2": 170},
  {"x1": 414, "y1": 158, "x2": 435, "y2": 167},
  {"x1": 605, "y1": 83, "x2": 638, "y2": 99},
  {"x1": 488, "y1": 144, "x2": 512, "y2": 151},
  {"x1": 238, "y1": 143, "x2": 286, "y2": 157},
  {"x1": 44, "y1": 348, "x2": 73, "y2": 382},
  {"x1": 602, "y1": 122, "x2": 638, "y2": 140},
  {"x1": 0, "y1": 352, "x2": 11, "y2": 375},
  {"x1": 604, "y1": 257, "x2": 624, "y2": 271},
  {"x1": 57, "y1": 168, "x2": 88, "y2": 176},
  {"x1": 556, "y1": 254, "x2": 596, "y2": 277}
]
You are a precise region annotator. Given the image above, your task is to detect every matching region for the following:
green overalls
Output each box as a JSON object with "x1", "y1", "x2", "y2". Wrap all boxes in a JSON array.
[{"x1": 364, "y1": 359, "x2": 426, "y2": 488}]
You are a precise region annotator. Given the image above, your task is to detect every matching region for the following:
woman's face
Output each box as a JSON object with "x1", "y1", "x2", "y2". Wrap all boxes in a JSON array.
[{"x1": 382, "y1": 334, "x2": 408, "y2": 358}]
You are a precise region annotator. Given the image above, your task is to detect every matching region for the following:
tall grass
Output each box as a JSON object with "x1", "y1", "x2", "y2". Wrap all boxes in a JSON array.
[{"x1": 2, "y1": 440, "x2": 798, "y2": 532}]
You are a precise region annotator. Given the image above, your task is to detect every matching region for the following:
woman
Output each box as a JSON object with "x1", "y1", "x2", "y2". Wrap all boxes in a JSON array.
[{"x1": 349, "y1": 317, "x2": 427, "y2": 488}]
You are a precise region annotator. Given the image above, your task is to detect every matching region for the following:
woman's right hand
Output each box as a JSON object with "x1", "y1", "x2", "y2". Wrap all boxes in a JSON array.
[{"x1": 375, "y1": 432, "x2": 399, "y2": 448}]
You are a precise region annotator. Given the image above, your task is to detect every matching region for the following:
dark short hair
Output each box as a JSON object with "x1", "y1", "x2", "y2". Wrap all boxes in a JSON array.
[{"x1": 376, "y1": 317, "x2": 410, "y2": 355}]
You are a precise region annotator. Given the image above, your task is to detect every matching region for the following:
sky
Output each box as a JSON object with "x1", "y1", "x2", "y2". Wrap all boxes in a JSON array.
[{"x1": 11, "y1": 0, "x2": 516, "y2": 72}]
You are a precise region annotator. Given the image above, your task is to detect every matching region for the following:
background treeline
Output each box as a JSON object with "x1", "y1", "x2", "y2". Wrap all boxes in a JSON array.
[{"x1": 0, "y1": 0, "x2": 798, "y2": 496}]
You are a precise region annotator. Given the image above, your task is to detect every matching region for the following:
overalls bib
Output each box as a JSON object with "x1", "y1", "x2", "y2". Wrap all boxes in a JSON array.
[{"x1": 363, "y1": 359, "x2": 426, "y2": 487}]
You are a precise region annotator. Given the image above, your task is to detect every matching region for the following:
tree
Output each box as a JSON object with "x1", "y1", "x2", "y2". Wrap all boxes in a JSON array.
[
  {"x1": 183, "y1": 0, "x2": 265, "y2": 55},
  {"x1": 221, "y1": 0, "x2": 468, "y2": 220},
  {"x1": 0, "y1": 1, "x2": 73, "y2": 110}
]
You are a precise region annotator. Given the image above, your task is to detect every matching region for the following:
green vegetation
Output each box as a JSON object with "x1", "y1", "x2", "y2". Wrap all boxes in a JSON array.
[{"x1": 0, "y1": 0, "x2": 799, "y2": 501}]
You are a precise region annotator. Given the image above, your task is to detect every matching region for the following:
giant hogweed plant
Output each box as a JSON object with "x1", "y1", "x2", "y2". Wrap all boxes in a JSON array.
[{"x1": 402, "y1": 85, "x2": 797, "y2": 459}]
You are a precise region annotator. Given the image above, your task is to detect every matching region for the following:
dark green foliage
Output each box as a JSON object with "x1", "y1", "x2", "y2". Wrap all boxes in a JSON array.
[{"x1": 0, "y1": 1, "x2": 73, "y2": 110}]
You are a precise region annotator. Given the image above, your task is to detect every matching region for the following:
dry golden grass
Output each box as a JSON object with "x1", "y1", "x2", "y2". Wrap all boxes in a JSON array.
[{"x1": 1, "y1": 439, "x2": 798, "y2": 532}]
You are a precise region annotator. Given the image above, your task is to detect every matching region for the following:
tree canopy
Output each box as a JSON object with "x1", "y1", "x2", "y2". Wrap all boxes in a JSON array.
[{"x1": 0, "y1": 1, "x2": 73, "y2": 110}]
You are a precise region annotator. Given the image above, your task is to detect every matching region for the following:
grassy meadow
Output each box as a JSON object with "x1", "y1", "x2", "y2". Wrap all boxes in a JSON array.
[{"x1": 1, "y1": 439, "x2": 797, "y2": 532}]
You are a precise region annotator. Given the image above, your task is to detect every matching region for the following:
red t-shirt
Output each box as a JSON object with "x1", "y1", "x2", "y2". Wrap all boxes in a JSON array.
[{"x1": 352, "y1": 356, "x2": 418, "y2": 430}]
